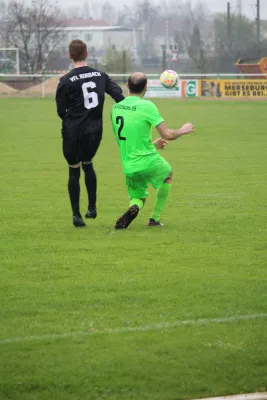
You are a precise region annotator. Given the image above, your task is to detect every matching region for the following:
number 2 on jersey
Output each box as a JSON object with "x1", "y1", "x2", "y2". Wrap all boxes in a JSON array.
[
  {"x1": 116, "y1": 116, "x2": 126, "y2": 140},
  {"x1": 82, "y1": 82, "x2": 99, "y2": 110}
]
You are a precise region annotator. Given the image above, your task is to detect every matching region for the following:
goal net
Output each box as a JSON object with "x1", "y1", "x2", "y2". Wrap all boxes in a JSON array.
[{"x1": 0, "y1": 48, "x2": 20, "y2": 75}]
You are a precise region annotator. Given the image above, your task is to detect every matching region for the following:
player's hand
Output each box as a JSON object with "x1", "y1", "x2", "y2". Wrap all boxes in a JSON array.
[
  {"x1": 153, "y1": 138, "x2": 168, "y2": 150},
  {"x1": 180, "y1": 123, "x2": 195, "y2": 135}
]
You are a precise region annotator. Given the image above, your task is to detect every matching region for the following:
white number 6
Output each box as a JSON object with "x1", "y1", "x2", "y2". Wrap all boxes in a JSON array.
[{"x1": 82, "y1": 82, "x2": 99, "y2": 110}]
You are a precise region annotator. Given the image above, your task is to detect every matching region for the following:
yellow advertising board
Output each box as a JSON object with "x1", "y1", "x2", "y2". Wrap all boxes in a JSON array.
[{"x1": 201, "y1": 80, "x2": 267, "y2": 98}]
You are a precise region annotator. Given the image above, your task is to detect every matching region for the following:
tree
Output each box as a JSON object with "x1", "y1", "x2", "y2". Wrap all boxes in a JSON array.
[
  {"x1": 212, "y1": 13, "x2": 257, "y2": 72},
  {"x1": 101, "y1": 2, "x2": 116, "y2": 25},
  {"x1": 100, "y1": 48, "x2": 132, "y2": 74},
  {"x1": 188, "y1": 24, "x2": 207, "y2": 73},
  {"x1": 120, "y1": 1, "x2": 159, "y2": 59},
  {"x1": 117, "y1": 0, "x2": 213, "y2": 71},
  {"x1": 3, "y1": 0, "x2": 63, "y2": 73},
  {"x1": 214, "y1": 13, "x2": 256, "y2": 58},
  {"x1": 0, "y1": 0, "x2": 7, "y2": 20},
  {"x1": 170, "y1": 1, "x2": 212, "y2": 72}
]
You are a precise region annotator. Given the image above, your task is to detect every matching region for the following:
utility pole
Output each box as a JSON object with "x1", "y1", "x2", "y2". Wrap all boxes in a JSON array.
[
  {"x1": 227, "y1": 2, "x2": 232, "y2": 51},
  {"x1": 165, "y1": 17, "x2": 169, "y2": 51},
  {"x1": 237, "y1": 0, "x2": 242, "y2": 16},
  {"x1": 237, "y1": 0, "x2": 242, "y2": 46},
  {"x1": 162, "y1": 45, "x2": 166, "y2": 71},
  {"x1": 122, "y1": 50, "x2": 127, "y2": 83},
  {"x1": 256, "y1": 0, "x2": 260, "y2": 44}
]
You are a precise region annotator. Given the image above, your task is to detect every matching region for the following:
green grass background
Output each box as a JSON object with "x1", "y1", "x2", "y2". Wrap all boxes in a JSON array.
[{"x1": 0, "y1": 98, "x2": 267, "y2": 400}]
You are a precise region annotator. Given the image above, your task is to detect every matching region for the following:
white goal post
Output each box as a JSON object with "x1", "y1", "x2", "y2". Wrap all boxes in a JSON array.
[{"x1": 0, "y1": 48, "x2": 20, "y2": 75}]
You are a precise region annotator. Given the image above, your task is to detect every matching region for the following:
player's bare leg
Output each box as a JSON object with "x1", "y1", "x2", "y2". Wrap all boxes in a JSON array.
[
  {"x1": 148, "y1": 171, "x2": 173, "y2": 227},
  {"x1": 68, "y1": 163, "x2": 86, "y2": 228},
  {"x1": 115, "y1": 199, "x2": 146, "y2": 230},
  {"x1": 82, "y1": 162, "x2": 97, "y2": 219}
]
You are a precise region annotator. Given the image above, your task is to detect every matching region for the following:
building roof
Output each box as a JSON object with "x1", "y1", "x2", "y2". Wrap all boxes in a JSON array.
[
  {"x1": 61, "y1": 26, "x2": 133, "y2": 32},
  {"x1": 62, "y1": 18, "x2": 110, "y2": 28}
]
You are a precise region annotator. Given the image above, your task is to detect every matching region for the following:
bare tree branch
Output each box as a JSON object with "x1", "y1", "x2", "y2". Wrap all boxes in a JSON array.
[{"x1": 5, "y1": 0, "x2": 63, "y2": 73}]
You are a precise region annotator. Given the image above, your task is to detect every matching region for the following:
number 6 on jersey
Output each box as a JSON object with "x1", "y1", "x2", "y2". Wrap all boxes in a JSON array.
[{"x1": 82, "y1": 81, "x2": 99, "y2": 110}]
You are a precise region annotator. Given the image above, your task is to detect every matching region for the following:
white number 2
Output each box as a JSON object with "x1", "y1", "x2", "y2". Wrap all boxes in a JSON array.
[{"x1": 82, "y1": 82, "x2": 99, "y2": 110}]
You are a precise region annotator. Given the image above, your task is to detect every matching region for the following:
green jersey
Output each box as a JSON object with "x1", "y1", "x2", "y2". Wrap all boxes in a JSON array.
[{"x1": 111, "y1": 96, "x2": 164, "y2": 174}]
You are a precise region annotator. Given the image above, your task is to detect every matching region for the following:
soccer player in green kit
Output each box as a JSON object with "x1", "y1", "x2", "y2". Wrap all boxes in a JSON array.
[{"x1": 111, "y1": 72, "x2": 195, "y2": 230}]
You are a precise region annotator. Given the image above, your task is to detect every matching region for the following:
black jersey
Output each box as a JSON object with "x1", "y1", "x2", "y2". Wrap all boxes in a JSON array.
[{"x1": 55, "y1": 66, "x2": 124, "y2": 132}]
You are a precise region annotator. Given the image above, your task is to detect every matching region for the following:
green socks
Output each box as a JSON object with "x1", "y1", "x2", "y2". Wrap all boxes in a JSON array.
[
  {"x1": 129, "y1": 183, "x2": 171, "y2": 221},
  {"x1": 151, "y1": 183, "x2": 172, "y2": 222},
  {"x1": 129, "y1": 198, "x2": 144, "y2": 210}
]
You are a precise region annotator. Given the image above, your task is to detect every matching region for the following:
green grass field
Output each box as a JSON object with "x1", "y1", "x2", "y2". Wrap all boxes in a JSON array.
[{"x1": 0, "y1": 98, "x2": 267, "y2": 400}]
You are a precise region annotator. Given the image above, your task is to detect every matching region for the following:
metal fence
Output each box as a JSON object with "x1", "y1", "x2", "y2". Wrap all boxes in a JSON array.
[{"x1": 0, "y1": 73, "x2": 266, "y2": 98}]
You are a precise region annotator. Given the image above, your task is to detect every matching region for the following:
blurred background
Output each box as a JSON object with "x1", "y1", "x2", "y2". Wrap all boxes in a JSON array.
[{"x1": 0, "y1": 0, "x2": 266, "y2": 75}]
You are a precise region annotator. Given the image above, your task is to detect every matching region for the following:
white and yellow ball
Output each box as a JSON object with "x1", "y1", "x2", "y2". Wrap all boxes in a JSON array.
[{"x1": 160, "y1": 70, "x2": 179, "y2": 89}]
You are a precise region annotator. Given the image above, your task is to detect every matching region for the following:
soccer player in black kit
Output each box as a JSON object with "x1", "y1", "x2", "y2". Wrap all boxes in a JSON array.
[{"x1": 56, "y1": 40, "x2": 124, "y2": 227}]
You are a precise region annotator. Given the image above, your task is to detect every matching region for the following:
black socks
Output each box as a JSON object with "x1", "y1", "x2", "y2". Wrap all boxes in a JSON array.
[
  {"x1": 82, "y1": 163, "x2": 97, "y2": 210},
  {"x1": 68, "y1": 167, "x2": 81, "y2": 217},
  {"x1": 68, "y1": 163, "x2": 97, "y2": 218}
]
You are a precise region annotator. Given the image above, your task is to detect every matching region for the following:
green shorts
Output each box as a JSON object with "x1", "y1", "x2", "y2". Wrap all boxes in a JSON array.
[{"x1": 125, "y1": 156, "x2": 172, "y2": 199}]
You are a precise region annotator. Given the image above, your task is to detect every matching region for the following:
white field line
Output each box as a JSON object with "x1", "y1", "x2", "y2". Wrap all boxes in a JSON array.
[
  {"x1": 1, "y1": 313, "x2": 267, "y2": 345},
  {"x1": 192, "y1": 192, "x2": 247, "y2": 199},
  {"x1": 192, "y1": 393, "x2": 267, "y2": 400}
]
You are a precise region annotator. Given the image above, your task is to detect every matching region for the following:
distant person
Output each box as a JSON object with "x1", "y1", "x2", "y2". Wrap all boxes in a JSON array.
[
  {"x1": 111, "y1": 72, "x2": 195, "y2": 230},
  {"x1": 56, "y1": 40, "x2": 124, "y2": 227}
]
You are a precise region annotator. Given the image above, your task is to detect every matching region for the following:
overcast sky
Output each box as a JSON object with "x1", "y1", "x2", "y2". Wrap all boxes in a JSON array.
[
  {"x1": 4, "y1": 0, "x2": 266, "y2": 20},
  {"x1": 60, "y1": 0, "x2": 267, "y2": 20}
]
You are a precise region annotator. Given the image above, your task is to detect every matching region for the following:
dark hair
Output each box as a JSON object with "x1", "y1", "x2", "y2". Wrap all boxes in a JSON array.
[
  {"x1": 69, "y1": 40, "x2": 87, "y2": 62},
  {"x1": 128, "y1": 74, "x2": 147, "y2": 94}
]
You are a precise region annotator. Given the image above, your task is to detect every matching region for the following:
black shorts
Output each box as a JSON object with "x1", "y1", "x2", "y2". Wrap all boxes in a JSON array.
[{"x1": 62, "y1": 119, "x2": 102, "y2": 165}]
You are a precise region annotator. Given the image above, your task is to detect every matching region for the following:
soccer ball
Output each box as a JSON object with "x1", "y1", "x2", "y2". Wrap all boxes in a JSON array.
[{"x1": 160, "y1": 70, "x2": 179, "y2": 89}]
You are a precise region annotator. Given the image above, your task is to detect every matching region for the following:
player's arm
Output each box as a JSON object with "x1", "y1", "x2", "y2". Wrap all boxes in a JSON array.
[
  {"x1": 145, "y1": 101, "x2": 194, "y2": 141},
  {"x1": 156, "y1": 122, "x2": 194, "y2": 140},
  {"x1": 105, "y1": 74, "x2": 124, "y2": 103},
  {"x1": 55, "y1": 77, "x2": 67, "y2": 120}
]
